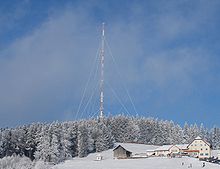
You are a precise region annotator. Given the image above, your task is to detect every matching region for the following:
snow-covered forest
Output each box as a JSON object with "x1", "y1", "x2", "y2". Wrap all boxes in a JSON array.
[{"x1": 0, "y1": 115, "x2": 220, "y2": 164}]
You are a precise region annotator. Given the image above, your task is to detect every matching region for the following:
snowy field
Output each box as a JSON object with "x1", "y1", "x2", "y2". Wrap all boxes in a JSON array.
[{"x1": 53, "y1": 149, "x2": 220, "y2": 169}]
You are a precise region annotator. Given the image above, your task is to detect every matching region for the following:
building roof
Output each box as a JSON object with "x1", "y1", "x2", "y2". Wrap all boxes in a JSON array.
[
  {"x1": 155, "y1": 145, "x2": 175, "y2": 151},
  {"x1": 195, "y1": 136, "x2": 202, "y2": 140},
  {"x1": 188, "y1": 136, "x2": 211, "y2": 147},
  {"x1": 176, "y1": 144, "x2": 189, "y2": 150},
  {"x1": 113, "y1": 145, "x2": 132, "y2": 153},
  {"x1": 114, "y1": 143, "x2": 159, "y2": 154}
]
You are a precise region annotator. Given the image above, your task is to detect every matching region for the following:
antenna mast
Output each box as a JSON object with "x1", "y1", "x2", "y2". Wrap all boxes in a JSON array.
[{"x1": 99, "y1": 23, "x2": 105, "y2": 119}]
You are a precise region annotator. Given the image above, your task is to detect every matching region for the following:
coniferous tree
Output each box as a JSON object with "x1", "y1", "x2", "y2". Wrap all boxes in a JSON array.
[
  {"x1": 189, "y1": 124, "x2": 199, "y2": 141},
  {"x1": 14, "y1": 126, "x2": 28, "y2": 156},
  {"x1": 1, "y1": 129, "x2": 16, "y2": 157},
  {"x1": 49, "y1": 122, "x2": 62, "y2": 164},
  {"x1": 77, "y1": 123, "x2": 88, "y2": 158},
  {"x1": 0, "y1": 129, "x2": 3, "y2": 158},
  {"x1": 210, "y1": 127, "x2": 220, "y2": 149},
  {"x1": 50, "y1": 131, "x2": 61, "y2": 164},
  {"x1": 34, "y1": 125, "x2": 51, "y2": 162},
  {"x1": 68, "y1": 122, "x2": 78, "y2": 157},
  {"x1": 124, "y1": 119, "x2": 140, "y2": 143},
  {"x1": 95, "y1": 121, "x2": 114, "y2": 152},
  {"x1": 183, "y1": 122, "x2": 190, "y2": 143},
  {"x1": 60, "y1": 122, "x2": 77, "y2": 159},
  {"x1": 26, "y1": 123, "x2": 38, "y2": 160},
  {"x1": 151, "y1": 120, "x2": 167, "y2": 145}
]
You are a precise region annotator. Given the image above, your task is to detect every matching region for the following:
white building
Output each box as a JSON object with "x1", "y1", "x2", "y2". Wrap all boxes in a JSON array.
[
  {"x1": 154, "y1": 145, "x2": 181, "y2": 157},
  {"x1": 113, "y1": 136, "x2": 212, "y2": 159},
  {"x1": 187, "y1": 136, "x2": 211, "y2": 159},
  {"x1": 176, "y1": 144, "x2": 189, "y2": 152},
  {"x1": 152, "y1": 137, "x2": 212, "y2": 159}
]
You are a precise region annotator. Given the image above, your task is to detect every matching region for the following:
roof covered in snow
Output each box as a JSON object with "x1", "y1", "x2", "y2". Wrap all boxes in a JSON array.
[
  {"x1": 155, "y1": 145, "x2": 174, "y2": 151},
  {"x1": 114, "y1": 143, "x2": 159, "y2": 154},
  {"x1": 176, "y1": 144, "x2": 189, "y2": 150},
  {"x1": 189, "y1": 136, "x2": 211, "y2": 146},
  {"x1": 195, "y1": 136, "x2": 202, "y2": 140}
]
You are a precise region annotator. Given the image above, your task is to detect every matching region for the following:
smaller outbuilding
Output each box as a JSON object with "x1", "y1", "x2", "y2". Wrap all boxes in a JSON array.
[
  {"x1": 154, "y1": 145, "x2": 181, "y2": 157},
  {"x1": 113, "y1": 143, "x2": 159, "y2": 159},
  {"x1": 176, "y1": 144, "x2": 189, "y2": 152},
  {"x1": 176, "y1": 144, "x2": 189, "y2": 156},
  {"x1": 113, "y1": 145, "x2": 132, "y2": 159}
]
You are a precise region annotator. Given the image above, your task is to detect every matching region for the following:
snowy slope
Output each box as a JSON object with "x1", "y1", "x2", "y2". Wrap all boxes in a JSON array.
[
  {"x1": 52, "y1": 148, "x2": 220, "y2": 169},
  {"x1": 212, "y1": 150, "x2": 220, "y2": 158}
]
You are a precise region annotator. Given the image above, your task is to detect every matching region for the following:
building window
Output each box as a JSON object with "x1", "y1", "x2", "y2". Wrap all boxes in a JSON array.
[
  {"x1": 200, "y1": 144, "x2": 203, "y2": 146},
  {"x1": 206, "y1": 148, "x2": 208, "y2": 150},
  {"x1": 195, "y1": 144, "x2": 197, "y2": 146},
  {"x1": 201, "y1": 148, "x2": 203, "y2": 150},
  {"x1": 205, "y1": 153, "x2": 208, "y2": 156},
  {"x1": 200, "y1": 153, "x2": 203, "y2": 156}
]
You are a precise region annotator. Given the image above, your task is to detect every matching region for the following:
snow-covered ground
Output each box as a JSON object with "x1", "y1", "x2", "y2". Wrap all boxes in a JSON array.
[{"x1": 52, "y1": 149, "x2": 220, "y2": 169}]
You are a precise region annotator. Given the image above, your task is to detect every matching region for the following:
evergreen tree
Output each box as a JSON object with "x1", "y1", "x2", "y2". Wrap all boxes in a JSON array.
[
  {"x1": 1, "y1": 129, "x2": 16, "y2": 157},
  {"x1": 150, "y1": 120, "x2": 167, "y2": 145},
  {"x1": 60, "y1": 122, "x2": 77, "y2": 159},
  {"x1": 189, "y1": 124, "x2": 199, "y2": 141},
  {"x1": 210, "y1": 127, "x2": 220, "y2": 149},
  {"x1": 50, "y1": 130, "x2": 61, "y2": 164},
  {"x1": 124, "y1": 118, "x2": 140, "y2": 143},
  {"x1": 183, "y1": 122, "x2": 190, "y2": 143},
  {"x1": 0, "y1": 129, "x2": 3, "y2": 158},
  {"x1": 14, "y1": 126, "x2": 28, "y2": 156},
  {"x1": 95, "y1": 121, "x2": 114, "y2": 152},
  {"x1": 77, "y1": 122, "x2": 88, "y2": 158},
  {"x1": 49, "y1": 122, "x2": 62, "y2": 164},
  {"x1": 34, "y1": 125, "x2": 51, "y2": 162},
  {"x1": 25, "y1": 123, "x2": 38, "y2": 160}
]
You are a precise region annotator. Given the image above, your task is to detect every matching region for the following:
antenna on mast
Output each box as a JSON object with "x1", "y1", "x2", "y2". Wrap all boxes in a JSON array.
[{"x1": 99, "y1": 22, "x2": 105, "y2": 120}]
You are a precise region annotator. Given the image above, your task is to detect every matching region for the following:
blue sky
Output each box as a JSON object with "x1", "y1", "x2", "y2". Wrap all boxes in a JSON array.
[{"x1": 0, "y1": 0, "x2": 220, "y2": 128}]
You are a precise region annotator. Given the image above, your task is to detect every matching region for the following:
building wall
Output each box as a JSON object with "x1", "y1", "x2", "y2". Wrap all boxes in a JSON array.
[
  {"x1": 186, "y1": 151, "x2": 199, "y2": 158},
  {"x1": 179, "y1": 149, "x2": 188, "y2": 153},
  {"x1": 155, "y1": 146, "x2": 180, "y2": 157},
  {"x1": 113, "y1": 146, "x2": 130, "y2": 159},
  {"x1": 169, "y1": 146, "x2": 180, "y2": 154},
  {"x1": 146, "y1": 151, "x2": 155, "y2": 156},
  {"x1": 188, "y1": 139, "x2": 211, "y2": 158},
  {"x1": 155, "y1": 150, "x2": 170, "y2": 156}
]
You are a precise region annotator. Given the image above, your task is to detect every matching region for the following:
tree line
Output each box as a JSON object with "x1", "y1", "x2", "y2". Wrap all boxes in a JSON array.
[{"x1": 0, "y1": 115, "x2": 219, "y2": 164}]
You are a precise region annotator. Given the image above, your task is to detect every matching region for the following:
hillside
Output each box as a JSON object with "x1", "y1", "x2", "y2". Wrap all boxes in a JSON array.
[
  {"x1": 1, "y1": 115, "x2": 220, "y2": 164},
  {"x1": 52, "y1": 148, "x2": 220, "y2": 169}
]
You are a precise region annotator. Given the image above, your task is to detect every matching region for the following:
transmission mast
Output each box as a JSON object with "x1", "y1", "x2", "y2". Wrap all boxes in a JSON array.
[{"x1": 99, "y1": 23, "x2": 105, "y2": 120}]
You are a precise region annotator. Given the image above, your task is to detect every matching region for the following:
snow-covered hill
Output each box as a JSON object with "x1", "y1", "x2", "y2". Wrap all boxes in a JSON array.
[{"x1": 52, "y1": 148, "x2": 220, "y2": 169}]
